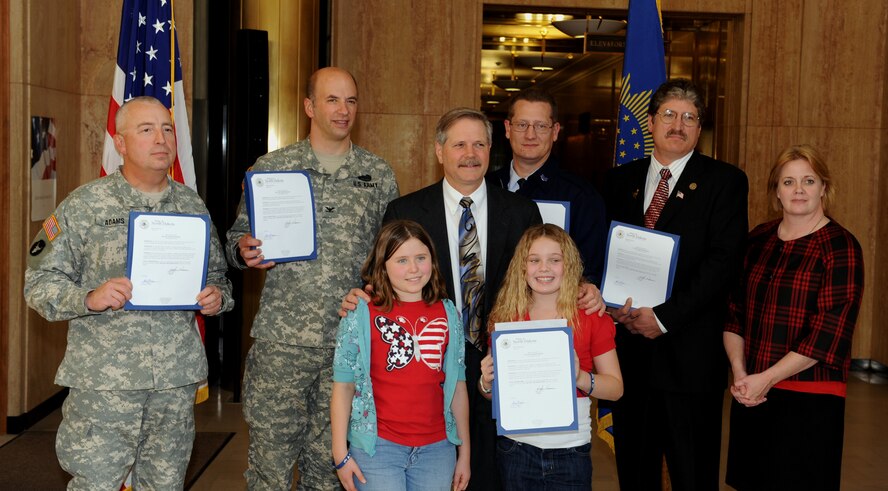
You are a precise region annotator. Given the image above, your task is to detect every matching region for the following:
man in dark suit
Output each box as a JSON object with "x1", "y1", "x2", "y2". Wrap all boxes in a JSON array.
[
  {"x1": 488, "y1": 88, "x2": 608, "y2": 285},
  {"x1": 383, "y1": 108, "x2": 541, "y2": 490},
  {"x1": 604, "y1": 79, "x2": 749, "y2": 490}
]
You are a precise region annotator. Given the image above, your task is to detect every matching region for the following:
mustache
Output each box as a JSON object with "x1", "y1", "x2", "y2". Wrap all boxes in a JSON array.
[
  {"x1": 666, "y1": 129, "x2": 687, "y2": 140},
  {"x1": 459, "y1": 157, "x2": 483, "y2": 167}
]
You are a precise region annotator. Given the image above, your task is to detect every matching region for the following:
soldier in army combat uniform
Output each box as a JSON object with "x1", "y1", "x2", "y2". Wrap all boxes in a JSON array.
[
  {"x1": 226, "y1": 67, "x2": 399, "y2": 490},
  {"x1": 24, "y1": 96, "x2": 233, "y2": 490}
]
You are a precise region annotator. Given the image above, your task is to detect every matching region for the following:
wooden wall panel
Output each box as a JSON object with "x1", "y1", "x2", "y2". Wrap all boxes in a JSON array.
[
  {"x1": 742, "y1": 126, "x2": 779, "y2": 226},
  {"x1": 24, "y1": 85, "x2": 83, "y2": 409},
  {"x1": 0, "y1": 0, "x2": 9, "y2": 433},
  {"x1": 799, "y1": 0, "x2": 888, "y2": 129},
  {"x1": 745, "y1": 0, "x2": 803, "y2": 128},
  {"x1": 874, "y1": 122, "x2": 888, "y2": 365},
  {"x1": 333, "y1": 0, "x2": 480, "y2": 194},
  {"x1": 353, "y1": 113, "x2": 432, "y2": 194}
]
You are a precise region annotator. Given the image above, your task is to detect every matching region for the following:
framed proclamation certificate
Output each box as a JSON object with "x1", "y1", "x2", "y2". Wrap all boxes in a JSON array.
[
  {"x1": 600, "y1": 221, "x2": 680, "y2": 309},
  {"x1": 125, "y1": 212, "x2": 210, "y2": 310},
  {"x1": 245, "y1": 170, "x2": 317, "y2": 263},
  {"x1": 491, "y1": 323, "x2": 579, "y2": 436}
]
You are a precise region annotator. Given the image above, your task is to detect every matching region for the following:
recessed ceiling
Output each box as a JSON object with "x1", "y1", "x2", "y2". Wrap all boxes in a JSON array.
[
  {"x1": 481, "y1": 7, "x2": 731, "y2": 113},
  {"x1": 481, "y1": 7, "x2": 628, "y2": 103}
]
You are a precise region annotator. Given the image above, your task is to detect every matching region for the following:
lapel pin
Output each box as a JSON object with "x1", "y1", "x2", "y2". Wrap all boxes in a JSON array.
[
  {"x1": 689, "y1": 182, "x2": 698, "y2": 190},
  {"x1": 632, "y1": 189, "x2": 639, "y2": 199},
  {"x1": 540, "y1": 174, "x2": 549, "y2": 182},
  {"x1": 677, "y1": 191, "x2": 684, "y2": 199}
]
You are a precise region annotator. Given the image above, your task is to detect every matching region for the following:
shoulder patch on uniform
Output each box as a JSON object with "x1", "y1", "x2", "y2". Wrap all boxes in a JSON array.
[
  {"x1": 42, "y1": 215, "x2": 62, "y2": 241},
  {"x1": 29, "y1": 239, "x2": 46, "y2": 256}
]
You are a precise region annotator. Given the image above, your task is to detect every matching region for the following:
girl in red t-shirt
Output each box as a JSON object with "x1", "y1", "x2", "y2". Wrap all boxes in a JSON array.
[
  {"x1": 480, "y1": 224, "x2": 623, "y2": 490},
  {"x1": 331, "y1": 220, "x2": 470, "y2": 491}
]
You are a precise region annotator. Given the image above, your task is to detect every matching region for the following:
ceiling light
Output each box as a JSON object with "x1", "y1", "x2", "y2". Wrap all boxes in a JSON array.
[
  {"x1": 493, "y1": 79, "x2": 533, "y2": 92},
  {"x1": 515, "y1": 54, "x2": 570, "y2": 71},
  {"x1": 553, "y1": 18, "x2": 625, "y2": 37}
]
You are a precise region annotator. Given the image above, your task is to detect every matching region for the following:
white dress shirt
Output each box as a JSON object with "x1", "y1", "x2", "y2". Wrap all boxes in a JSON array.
[
  {"x1": 506, "y1": 161, "x2": 538, "y2": 191},
  {"x1": 643, "y1": 150, "x2": 693, "y2": 212},
  {"x1": 642, "y1": 150, "x2": 694, "y2": 333},
  {"x1": 442, "y1": 179, "x2": 488, "y2": 313}
]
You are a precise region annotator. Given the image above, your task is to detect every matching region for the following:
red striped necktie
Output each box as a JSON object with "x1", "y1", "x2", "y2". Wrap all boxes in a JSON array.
[{"x1": 644, "y1": 168, "x2": 672, "y2": 229}]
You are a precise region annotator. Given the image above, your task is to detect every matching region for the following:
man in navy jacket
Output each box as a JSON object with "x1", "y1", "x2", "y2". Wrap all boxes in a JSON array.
[{"x1": 489, "y1": 88, "x2": 607, "y2": 285}]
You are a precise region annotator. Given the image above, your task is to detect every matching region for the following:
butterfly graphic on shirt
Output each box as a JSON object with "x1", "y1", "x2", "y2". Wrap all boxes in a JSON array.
[{"x1": 374, "y1": 314, "x2": 448, "y2": 372}]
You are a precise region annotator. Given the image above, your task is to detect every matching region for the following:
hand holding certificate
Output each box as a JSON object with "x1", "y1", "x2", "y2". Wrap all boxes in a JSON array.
[
  {"x1": 245, "y1": 171, "x2": 317, "y2": 263},
  {"x1": 125, "y1": 212, "x2": 210, "y2": 310},
  {"x1": 601, "y1": 221, "x2": 680, "y2": 309},
  {"x1": 491, "y1": 320, "x2": 578, "y2": 435}
]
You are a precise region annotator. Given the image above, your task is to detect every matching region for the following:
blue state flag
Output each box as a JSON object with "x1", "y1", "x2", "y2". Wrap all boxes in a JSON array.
[{"x1": 615, "y1": 0, "x2": 666, "y2": 165}]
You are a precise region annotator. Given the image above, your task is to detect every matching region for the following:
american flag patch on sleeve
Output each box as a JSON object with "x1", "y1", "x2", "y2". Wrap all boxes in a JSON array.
[{"x1": 43, "y1": 214, "x2": 61, "y2": 241}]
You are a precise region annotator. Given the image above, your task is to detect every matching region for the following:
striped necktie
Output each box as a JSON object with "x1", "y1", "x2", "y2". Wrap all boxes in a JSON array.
[
  {"x1": 644, "y1": 168, "x2": 672, "y2": 229},
  {"x1": 458, "y1": 197, "x2": 484, "y2": 348}
]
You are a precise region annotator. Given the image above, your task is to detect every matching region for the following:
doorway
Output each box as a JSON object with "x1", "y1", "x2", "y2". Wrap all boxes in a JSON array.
[{"x1": 480, "y1": 6, "x2": 741, "y2": 191}]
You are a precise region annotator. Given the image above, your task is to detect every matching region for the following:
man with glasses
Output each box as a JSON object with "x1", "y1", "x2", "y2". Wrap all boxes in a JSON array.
[
  {"x1": 604, "y1": 79, "x2": 748, "y2": 490},
  {"x1": 489, "y1": 88, "x2": 608, "y2": 285}
]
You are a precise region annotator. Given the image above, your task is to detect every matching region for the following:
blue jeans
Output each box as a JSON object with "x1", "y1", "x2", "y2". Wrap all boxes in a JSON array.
[
  {"x1": 496, "y1": 437, "x2": 592, "y2": 490},
  {"x1": 349, "y1": 437, "x2": 456, "y2": 491}
]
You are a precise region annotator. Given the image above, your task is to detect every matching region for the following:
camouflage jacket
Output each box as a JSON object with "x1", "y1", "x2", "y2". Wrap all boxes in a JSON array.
[
  {"x1": 226, "y1": 139, "x2": 399, "y2": 347},
  {"x1": 24, "y1": 170, "x2": 234, "y2": 390}
]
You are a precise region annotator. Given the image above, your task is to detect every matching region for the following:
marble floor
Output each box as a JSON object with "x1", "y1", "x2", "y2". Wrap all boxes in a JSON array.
[
  {"x1": 190, "y1": 370, "x2": 888, "y2": 490},
  {"x1": 3, "y1": 370, "x2": 887, "y2": 490}
]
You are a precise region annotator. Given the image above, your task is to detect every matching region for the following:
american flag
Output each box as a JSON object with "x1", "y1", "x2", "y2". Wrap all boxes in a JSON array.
[{"x1": 101, "y1": 0, "x2": 195, "y2": 190}]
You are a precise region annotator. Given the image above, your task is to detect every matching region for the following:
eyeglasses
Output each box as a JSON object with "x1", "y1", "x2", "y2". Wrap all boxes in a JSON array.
[
  {"x1": 656, "y1": 109, "x2": 700, "y2": 127},
  {"x1": 509, "y1": 121, "x2": 554, "y2": 134}
]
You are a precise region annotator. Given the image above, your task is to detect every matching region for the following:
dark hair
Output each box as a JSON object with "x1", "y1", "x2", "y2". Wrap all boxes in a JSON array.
[
  {"x1": 507, "y1": 87, "x2": 558, "y2": 123},
  {"x1": 361, "y1": 220, "x2": 447, "y2": 311},
  {"x1": 648, "y1": 79, "x2": 706, "y2": 122}
]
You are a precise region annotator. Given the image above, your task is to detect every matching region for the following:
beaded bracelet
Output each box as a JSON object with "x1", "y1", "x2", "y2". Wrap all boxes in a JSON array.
[
  {"x1": 333, "y1": 451, "x2": 352, "y2": 470},
  {"x1": 577, "y1": 371, "x2": 596, "y2": 397}
]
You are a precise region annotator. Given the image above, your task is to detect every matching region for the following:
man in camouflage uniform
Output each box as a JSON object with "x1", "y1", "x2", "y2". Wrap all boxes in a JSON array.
[
  {"x1": 226, "y1": 67, "x2": 399, "y2": 490},
  {"x1": 24, "y1": 96, "x2": 233, "y2": 490}
]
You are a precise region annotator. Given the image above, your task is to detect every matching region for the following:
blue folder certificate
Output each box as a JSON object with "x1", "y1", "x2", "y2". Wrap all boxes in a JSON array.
[
  {"x1": 491, "y1": 321, "x2": 578, "y2": 436},
  {"x1": 125, "y1": 212, "x2": 210, "y2": 310},
  {"x1": 245, "y1": 170, "x2": 317, "y2": 263},
  {"x1": 600, "y1": 221, "x2": 680, "y2": 309}
]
